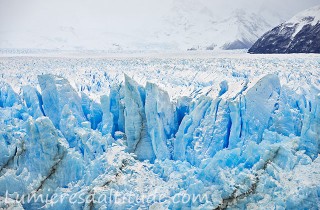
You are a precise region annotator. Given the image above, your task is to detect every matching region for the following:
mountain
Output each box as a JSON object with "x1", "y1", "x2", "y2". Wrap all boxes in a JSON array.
[
  {"x1": 153, "y1": 7, "x2": 275, "y2": 50},
  {"x1": 249, "y1": 5, "x2": 320, "y2": 54}
]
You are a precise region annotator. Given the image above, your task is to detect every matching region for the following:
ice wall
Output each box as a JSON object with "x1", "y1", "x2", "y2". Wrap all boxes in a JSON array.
[
  {"x1": 38, "y1": 74, "x2": 85, "y2": 128},
  {"x1": 123, "y1": 75, "x2": 155, "y2": 161},
  {"x1": 145, "y1": 82, "x2": 177, "y2": 160},
  {"x1": 0, "y1": 73, "x2": 319, "y2": 209}
]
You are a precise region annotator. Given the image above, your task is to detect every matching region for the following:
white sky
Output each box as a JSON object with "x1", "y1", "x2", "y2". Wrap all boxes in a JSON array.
[{"x1": 0, "y1": 0, "x2": 319, "y2": 49}]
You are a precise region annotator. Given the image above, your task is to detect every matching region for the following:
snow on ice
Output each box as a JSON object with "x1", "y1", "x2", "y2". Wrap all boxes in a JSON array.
[{"x1": 0, "y1": 52, "x2": 319, "y2": 209}]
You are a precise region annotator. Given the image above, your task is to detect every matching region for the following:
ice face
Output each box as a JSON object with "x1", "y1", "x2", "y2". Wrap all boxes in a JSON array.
[
  {"x1": 81, "y1": 92, "x2": 103, "y2": 130},
  {"x1": 241, "y1": 74, "x2": 281, "y2": 143},
  {"x1": 22, "y1": 86, "x2": 44, "y2": 119},
  {"x1": 0, "y1": 67, "x2": 319, "y2": 209},
  {"x1": 173, "y1": 97, "x2": 212, "y2": 162},
  {"x1": 38, "y1": 74, "x2": 86, "y2": 129},
  {"x1": 145, "y1": 82, "x2": 177, "y2": 160},
  {"x1": 123, "y1": 74, "x2": 155, "y2": 161},
  {"x1": 299, "y1": 94, "x2": 320, "y2": 160},
  {"x1": 0, "y1": 83, "x2": 19, "y2": 108},
  {"x1": 0, "y1": 117, "x2": 68, "y2": 196},
  {"x1": 172, "y1": 74, "x2": 281, "y2": 165},
  {"x1": 99, "y1": 95, "x2": 114, "y2": 135},
  {"x1": 109, "y1": 84, "x2": 125, "y2": 134}
]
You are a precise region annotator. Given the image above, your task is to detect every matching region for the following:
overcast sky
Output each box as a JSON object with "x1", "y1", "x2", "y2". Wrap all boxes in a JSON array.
[
  {"x1": 1, "y1": 0, "x2": 319, "y2": 30},
  {"x1": 0, "y1": 0, "x2": 319, "y2": 49}
]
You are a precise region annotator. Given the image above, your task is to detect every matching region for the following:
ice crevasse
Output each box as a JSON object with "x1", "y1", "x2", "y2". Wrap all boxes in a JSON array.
[{"x1": 0, "y1": 73, "x2": 319, "y2": 209}]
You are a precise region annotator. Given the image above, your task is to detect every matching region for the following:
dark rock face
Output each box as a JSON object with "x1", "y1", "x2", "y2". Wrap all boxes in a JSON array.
[
  {"x1": 287, "y1": 22, "x2": 320, "y2": 53},
  {"x1": 249, "y1": 19, "x2": 320, "y2": 54}
]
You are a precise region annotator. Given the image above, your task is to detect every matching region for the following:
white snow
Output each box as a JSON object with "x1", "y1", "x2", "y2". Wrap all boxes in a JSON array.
[{"x1": 286, "y1": 5, "x2": 320, "y2": 38}]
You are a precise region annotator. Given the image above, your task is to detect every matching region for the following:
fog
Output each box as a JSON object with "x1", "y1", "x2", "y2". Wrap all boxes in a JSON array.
[{"x1": 0, "y1": 0, "x2": 319, "y2": 49}]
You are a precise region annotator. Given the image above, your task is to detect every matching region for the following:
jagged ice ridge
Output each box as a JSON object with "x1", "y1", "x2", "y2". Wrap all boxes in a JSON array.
[{"x1": 0, "y1": 59, "x2": 320, "y2": 209}]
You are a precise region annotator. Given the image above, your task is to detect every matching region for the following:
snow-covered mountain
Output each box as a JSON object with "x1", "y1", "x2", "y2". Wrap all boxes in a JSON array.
[
  {"x1": 249, "y1": 5, "x2": 320, "y2": 53},
  {"x1": 153, "y1": 5, "x2": 275, "y2": 51}
]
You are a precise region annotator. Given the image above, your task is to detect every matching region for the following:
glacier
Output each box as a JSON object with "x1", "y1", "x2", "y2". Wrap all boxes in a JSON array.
[{"x1": 0, "y1": 53, "x2": 319, "y2": 209}]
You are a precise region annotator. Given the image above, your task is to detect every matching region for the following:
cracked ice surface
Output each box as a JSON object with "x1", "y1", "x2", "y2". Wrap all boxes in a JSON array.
[{"x1": 0, "y1": 52, "x2": 319, "y2": 209}]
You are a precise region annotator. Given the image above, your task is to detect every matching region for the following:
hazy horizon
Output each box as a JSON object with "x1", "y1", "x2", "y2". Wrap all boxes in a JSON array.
[{"x1": 0, "y1": 0, "x2": 319, "y2": 50}]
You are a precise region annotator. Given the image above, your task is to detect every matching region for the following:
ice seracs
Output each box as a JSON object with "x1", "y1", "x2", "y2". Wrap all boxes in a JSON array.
[
  {"x1": 0, "y1": 70, "x2": 319, "y2": 209},
  {"x1": 145, "y1": 82, "x2": 177, "y2": 160},
  {"x1": 22, "y1": 86, "x2": 44, "y2": 118},
  {"x1": 299, "y1": 94, "x2": 320, "y2": 160},
  {"x1": 81, "y1": 92, "x2": 102, "y2": 130},
  {"x1": 173, "y1": 97, "x2": 212, "y2": 163},
  {"x1": 241, "y1": 74, "x2": 281, "y2": 143},
  {"x1": 0, "y1": 116, "x2": 68, "y2": 196},
  {"x1": 0, "y1": 83, "x2": 19, "y2": 108},
  {"x1": 38, "y1": 74, "x2": 86, "y2": 128},
  {"x1": 123, "y1": 74, "x2": 155, "y2": 161}
]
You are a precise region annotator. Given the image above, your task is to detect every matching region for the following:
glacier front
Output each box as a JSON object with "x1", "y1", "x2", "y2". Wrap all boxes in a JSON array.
[{"x1": 0, "y1": 53, "x2": 319, "y2": 209}]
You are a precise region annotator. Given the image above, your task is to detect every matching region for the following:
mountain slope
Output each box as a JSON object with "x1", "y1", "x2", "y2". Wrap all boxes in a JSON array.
[
  {"x1": 248, "y1": 5, "x2": 320, "y2": 54},
  {"x1": 153, "y1": 5, "x2": 275, "y2": 51},
  {"x1": 219, "y1": 9, "x2": 273, "y2": 50}
]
